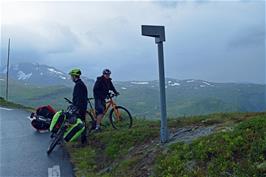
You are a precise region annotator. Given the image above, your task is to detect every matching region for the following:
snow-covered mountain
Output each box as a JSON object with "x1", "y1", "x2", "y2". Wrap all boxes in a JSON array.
[
  {"x1": 0, "y1": 62, "x2": 263, "y2": 93},
  {"x1": 0, "y1": 63, "x2": 265, "y2": 117},
  {"x1": 0, "y1": 63, "x2": 94, "y2": 87},
  {"x1": 114, "y1": 78, "x2": 218, "y2": 91}
]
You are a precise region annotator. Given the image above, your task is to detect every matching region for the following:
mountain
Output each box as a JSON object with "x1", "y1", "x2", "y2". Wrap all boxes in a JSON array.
[
  {"x1": 0, "y1": 63, "x2": 265, "y2": 117},
  {"x1": 114, "y1": 79, "x2": 266, "y2": 117},
  {"x1": 0, "y1": 63, "x2": 94, "y2": 87}
]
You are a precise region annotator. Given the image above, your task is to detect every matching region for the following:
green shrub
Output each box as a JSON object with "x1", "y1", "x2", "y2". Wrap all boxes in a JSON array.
[{"x1": 156, "y1": 115, "x2": 266, "y2": 177}]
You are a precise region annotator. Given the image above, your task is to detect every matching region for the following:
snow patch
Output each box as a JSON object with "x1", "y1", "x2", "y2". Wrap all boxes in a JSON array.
[
  {"x1": 48, "y1": 68, "x2": 63, "y2": 75},
  {"x1": 121, "y1": 87, "x2": 127, "y2": 90},
  {"x1": 203, "y1": 81, "x2": 214, "y2": 86},
  {"x1": 59, "y1": 76, "x2": 66, "y2": 80},
  {"x1": 17, "y1": 71, "x2": 32, "y2": 80},
  {"x1": 168, "y1": 81, "x2": 172, "y2": 84},
  {"x1": 169, "y1": 82, "x2": 180, "y2": 86},
  {"x1": 131, "y1": 81, "x2": 149, "y2": 85},
  {"x1": 187, "y1": 80, "x2": 194, "y2": 83},
  {"x1": 200, "y1": 85, "x2": 206, "y2": 88}
]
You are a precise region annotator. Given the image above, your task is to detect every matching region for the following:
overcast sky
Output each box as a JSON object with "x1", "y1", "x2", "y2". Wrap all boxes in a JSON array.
[{"x1": 1, "y1": 0, "x2": 265, "y2": 83}]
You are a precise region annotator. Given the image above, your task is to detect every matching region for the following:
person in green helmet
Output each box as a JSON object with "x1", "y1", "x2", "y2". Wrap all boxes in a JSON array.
[{"x1": 69, "y1": 68, "x2": 88, "y2": 144}]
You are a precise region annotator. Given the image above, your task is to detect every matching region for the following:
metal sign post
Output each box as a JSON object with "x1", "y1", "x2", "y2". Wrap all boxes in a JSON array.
[{"x1": 141, "y1": 25, "x2": 169, "y2": 143}]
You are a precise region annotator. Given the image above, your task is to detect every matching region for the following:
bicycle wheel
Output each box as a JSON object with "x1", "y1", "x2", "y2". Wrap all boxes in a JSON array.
[
  {"x1": 109, "y1": 106, "x2": 132, "y2": 129},
  {"x1": 47, "y1": 129, "x2": 64, "y2": 155}
]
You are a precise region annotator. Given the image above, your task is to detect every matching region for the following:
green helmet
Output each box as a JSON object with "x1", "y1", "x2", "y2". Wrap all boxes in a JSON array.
[{"x1": 69, "y1": 68, "x2": 81, "y2": 76}]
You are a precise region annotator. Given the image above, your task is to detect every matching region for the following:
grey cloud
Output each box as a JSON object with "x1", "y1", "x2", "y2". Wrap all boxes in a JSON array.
[
  {"x1": 153, "y1": 0, "x2": 210, "y2": 9},
  {"x1": 1, "y1": 1, "x2": 265, "y2": 84},
  {"x1": 85, "y1": 30, "x2": 103, "y2": 47},
  {"x1": 46, "y1": 25, "x2": 80, "y2": 54},
  {"x1": 153, "y1": 1, "x2": 179, "y2": 8},
  {"x1": 1, "y1": 23, "x2": 80, "y2": 59},
  {"x1": 228, "y1": 26, "x2": 265, "y2": 50}
]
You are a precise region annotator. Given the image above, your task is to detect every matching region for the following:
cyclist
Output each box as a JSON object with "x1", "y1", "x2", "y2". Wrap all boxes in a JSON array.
[
  {"x1": 69, "y1": 68, "x2": 88, "y2": 144},
  {"x1": 93, "y1": 69, "x2": 119, "y2": 131}
]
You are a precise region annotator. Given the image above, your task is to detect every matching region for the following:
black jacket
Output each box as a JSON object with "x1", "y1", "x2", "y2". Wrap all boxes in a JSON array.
[
  {"x1": 93, "y1": 76, "x2": 118, "y2": 100},
  {"x1": 72, "y1": 79, "x2": 88, "y2": 112}
]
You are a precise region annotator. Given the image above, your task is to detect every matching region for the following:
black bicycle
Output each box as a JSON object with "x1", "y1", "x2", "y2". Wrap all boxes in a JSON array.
[
  {"x1": 47, "y1": 118, "x2": 68, "y2": 155},
  {"x1": 47, "y1": 98, "x2": 84, "y2": 155}
]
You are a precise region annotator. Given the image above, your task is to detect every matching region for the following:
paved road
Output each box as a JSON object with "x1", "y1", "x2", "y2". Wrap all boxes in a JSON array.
[{"x1": 0, "y1": 107, "x2": 74, "y2": 177}]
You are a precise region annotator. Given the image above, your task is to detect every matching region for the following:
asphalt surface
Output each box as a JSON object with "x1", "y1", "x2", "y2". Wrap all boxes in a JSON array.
[{"x1": 0, "y1": 107, "x2": 74, "y2": 177}]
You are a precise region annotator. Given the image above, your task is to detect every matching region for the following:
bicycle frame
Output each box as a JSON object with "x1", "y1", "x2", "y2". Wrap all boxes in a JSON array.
[
  {"x1": 105, "y1": 97, "x2": 122, "y2": 121},
  {"x1": 87, "y1": 95, "x2": 121, "y2": 121}
]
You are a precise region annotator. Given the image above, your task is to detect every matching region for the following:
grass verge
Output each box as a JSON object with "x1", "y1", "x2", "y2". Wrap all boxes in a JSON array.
[
  {"x1": 0, "y1": 97, "x2": 34, "y2": 111},
  {"x1": 67, "y1": 112, "x2": 266, "y2": 177}
]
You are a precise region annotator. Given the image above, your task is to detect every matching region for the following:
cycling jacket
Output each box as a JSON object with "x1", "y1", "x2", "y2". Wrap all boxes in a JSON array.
[
  {"x1": 93, "y1": 76, "x2": 118, "y2": 100},
  {"x1": 72, "y1": 79, "x2": 88, "y2": 112}
]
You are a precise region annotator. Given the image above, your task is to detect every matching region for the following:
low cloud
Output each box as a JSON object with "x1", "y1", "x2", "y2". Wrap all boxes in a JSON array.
[
  {"x1": 1, "y1": 1, "x2": 265, "y2": 83},
  {"x1": 228, "y1": 26, "x2": 265, "y2": 49}
]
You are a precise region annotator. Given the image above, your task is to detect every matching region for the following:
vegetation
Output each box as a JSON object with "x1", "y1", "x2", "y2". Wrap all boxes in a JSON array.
[
  {"x1": 0, "y1": 79, "x2": 72, "y2": 110},
  {"x1": 0, "y1": 97, "x2": 33, "y2": 111},
  {"x1": 66, "y1": 112, "x2": 266, "y2": 177},
  {"x1": 67, "y1": 119, "x2": 160, "y2": 177},
  {"x1": 1, "y1": 77, "x2": 265, "y2": 117},
  {"x1": 156, "y1": 115, "x2": 266, "y2": 177}
]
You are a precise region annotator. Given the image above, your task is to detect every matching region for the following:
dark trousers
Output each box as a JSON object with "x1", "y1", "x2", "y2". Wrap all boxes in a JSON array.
[{"x1": 78, "y1": 110, "x2": 87, "y2": 144}]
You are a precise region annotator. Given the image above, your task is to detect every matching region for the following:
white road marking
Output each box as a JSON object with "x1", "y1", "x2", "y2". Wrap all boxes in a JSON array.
[
  {"x1": 48, "y1": 165, "x2": 60, "y2": 177},
  {"x1": 0, "y1": 107, "x2": 13, "y2": 111}
]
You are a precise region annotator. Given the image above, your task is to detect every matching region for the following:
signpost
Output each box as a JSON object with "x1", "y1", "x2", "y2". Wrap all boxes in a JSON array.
[{"x1": 141, "y1": 25, "x2": 169, "y2": 143}]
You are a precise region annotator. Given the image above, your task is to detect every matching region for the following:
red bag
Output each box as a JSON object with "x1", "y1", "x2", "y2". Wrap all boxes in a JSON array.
[
  {"x1": 36, "y1": 105, "x2": 56, "y2": 119},
  {"x1": 30, "y1": 105, "x2": 56, "y2": 131}
]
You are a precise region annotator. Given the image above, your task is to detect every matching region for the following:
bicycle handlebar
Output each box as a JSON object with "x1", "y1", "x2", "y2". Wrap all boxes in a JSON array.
[
  {"x1": 64, "y1": 97, "x2": 72, "y2": 104},
  {"x1": 107, "y1": 93, "x2": 119, "y2": 99}
]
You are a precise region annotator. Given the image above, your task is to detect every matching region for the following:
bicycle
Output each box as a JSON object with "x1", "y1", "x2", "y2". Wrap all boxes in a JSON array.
[
  {"x1": 47, "y1": 99, "x2": 85, "y2": 155},
  {"x1": 86, "y1": 93, "x2": 133, "y2": 130},
  {"x1": 47, "y1": 117, "x2": 68, "y2": 155}
]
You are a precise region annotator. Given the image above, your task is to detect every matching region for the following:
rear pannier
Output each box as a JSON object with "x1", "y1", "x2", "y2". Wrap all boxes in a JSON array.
[
  {"x1": 64, "y1": 118, "x2": 85, "y2": 142},
  {"x1": 49, "y1": 111, "x2": 65, "y2": 133}
]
